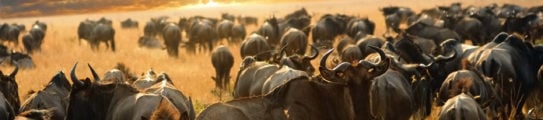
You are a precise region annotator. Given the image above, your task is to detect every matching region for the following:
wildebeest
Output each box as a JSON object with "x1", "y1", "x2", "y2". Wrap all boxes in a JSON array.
[
  {"x1": 438, "y1": 93, "x2": 487, "y2": 120},
  {"x1": 211, "y1": 46, "x2": 234, "y2": 90},
  {"x1": 311, "y1": 14, "x2": 353, "y2": 48},
  {"x1": 380, "y1": 6, "x2": 415, "y2": 33},
  {"x1": 89, "y1": 23, "x2": 116, "y2": 52},
  {"x1": 10, "y1": 52, "x2": 36, "y2": 69},
  {"x1": 239, "y1": 33, "x2": 273, "y2": 61},
  {"x1": 162, "y1": 23, "x2": 182, "y2": 57},
  {"x1": 121, "y1": 18, "x2": 139, "y2": 28},
  {"x1": 279, "y1": 28, "x2": 308, "y2": 56},
  {"x1": 503, "y1": 13, "x2": 543, "y2": 43},
  {"x1": 231, "y1": 24, "x2": 246, "y2": 43},
  {"x1": 346, "y1": 17, "x2": 376, "y2": 40},
  {"x1": 23, "y1": 26, "x2": 46, "y2": 53},
  {"x1": 216, "y1": 20, "x2": 235, "y2": 41},
  {"x1": 355, "y1": 35, "x2": 385, "y2": 58},
  {"x1": 77, "y1": 19, "x2": 97, "y2": 45},
  {"x1": 442, "y1": 15, "x2": 485, "y2": 45},
  {"x1": 257, "y1": 16, "x2": 281, "y2": 47},
  {"x1": 144, "y1": 74, "x2": 195, "y2": 120},
  {"x1": 0, "y1": 92, "x2": 15, "y2": 120},
  {"x1": 437, "y1": 70, "x2": 495, "y2": 107},
  {"x1": 19, "y1": 71, "x2": 71, "y2": 120},
  {"x1": 0, "y1": 66, "x2": 20, "y2": 116},
  {"x1": 66, "y1": 63, "x2": 179, "y2": 120},
  {"x1": 188, "y1": 18, "x2": 218, "y2": 52},
  {"x1": 197, "y1": 96, "x2": 286, "y2": 120},
  {"x1": 406, "y1": 20, "x2": 461, "y2": 46},
  {"x1": 369, "y1": 69, "x2": 416, "y2": 120},
  {"x1": 467, "y1": 34, "x2": 543, "y2": 119},
  {"x1": 466, "y1": 6, "x2": 502, "y2": 44},
  {"x1": 0, "y1": 23, "x2": 21, "y2": 45},
  {"x1": 138, "y1": 36, "x2": 163, "y2": 49},
  {"x1": 14, "y1": 109, "x2": 53, "y2": 120}
]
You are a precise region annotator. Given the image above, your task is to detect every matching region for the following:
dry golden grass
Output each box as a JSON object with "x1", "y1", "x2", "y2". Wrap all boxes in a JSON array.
[{"x1": 1, "y1": 0, "x2": 537, "y2": 117}]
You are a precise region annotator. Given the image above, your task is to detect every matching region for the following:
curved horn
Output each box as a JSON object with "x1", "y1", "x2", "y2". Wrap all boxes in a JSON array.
[
  {"x1": 305, "y1": 44, "x2": 319, "y2": 60},
  {"x1": 439, "y1": 39, "x2": 457, "y2": 47},
  {"x1": 70, "y1": 63, "x2": 83, "y2": 86},
  {"x1": 9, "y1": 65, "x2": 18, "y2": 78},
  {"x1": 319, "y1": 48, "x2": 334, "y2": 70},
  {"x1": 434, "y1": 48, "x2": 457, "y2": 63},
  {"x1": 88, "y1": 64, "x2": 100, "y2": 81},
  {"x1": 359, "y1": 46, "x2": 387, "y2": 68}
]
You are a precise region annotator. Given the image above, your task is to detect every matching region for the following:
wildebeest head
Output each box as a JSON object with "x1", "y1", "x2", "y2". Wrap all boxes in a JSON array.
[
  {"x1": 67, "y1": 63, "x2": 115, "y2": 120},
  {"x1": 320, "y1": 46, "x2": 390, "y2": 85},
  {"x1": 277, "y1": 45, "x2": 319, "y2": 75},
  {"x1": 0, "y1": 66, "x2": 19, "y2": 113}
]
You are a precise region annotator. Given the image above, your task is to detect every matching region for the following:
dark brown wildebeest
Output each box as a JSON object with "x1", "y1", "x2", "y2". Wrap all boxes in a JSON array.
[
  {"x1": 437, "y1": 69, "x2": 495, "y2": 107},
  {"x1": 197, "y1": 96, "x2": 286, "y2": 120},
  {"x1": 355, "y1": 35, "x2": 385, "y2": 58},
  {"x1": 121, "y1": 18, "x2": 138, "y2": 29},
  {"x1": 380, "y1": 6, "x2": 415, "y2": 33},
  {"x1": 438, "y1": 93, "x2": 487, "y2": 120},
  {"x1": 162, "y1": 23, "x2": 182, "y2": 57},
  {"x1": 66, "y1": 63, "x2": 179, "y2": 120},
  {"x1": 0, "y1": 92, "x2": 15, "y2": 120},
  {"x1": 0, "y1": 66, "x2": 20, "y2": 116},
  {"x1": 0, "y1": 23, "x2": 21, "y2": 45},
  {"x1": 77, "y1": 20, "x2": 97, "y2": 45},
  {"x1": 312, "y1": 14, "x2": 353, "y2": 48},
  {"x1": 369, "y1": 69, "x2": 415, "y2": 120},
  {"x1": 240, "y1": 33, "x2": 273, "y2": 61},
  {"x1": 346, "y1": 17, "x2": 375, "y2": 40},
  {"x1": 15, "y1": 109, "x2": 53, "y2": 120},
  {"x1": 19, "y1": 71, "x2": 71, "y2": 120},
  {"x1": 32, "y1": 21, "x2": 47, "y2": 32},
  {"x1": 22, "y1": 25, "x2": 45, "y2": 54},
  {"x1": 144, "y1": 74, "x2": 195, "y2": 120},
  {"x1": 89, "y1": 23, "x2": 116, "y2": 52},
  {"x1": 211, "y1": 46, "x2": 234, "y2": 90},
  {"x1": 231, "y1": 24, "x2": 246, "y2": 43},
  {"x1": 257, "y1": 16, "x2": 281, "y2": 47},
  {"x1": 216, "y1": 19, "x2": 234, "y2": 41},
  {"x1": 405, "y1": 20, "x2": 461, "y2": 46},
  {"x1": 279, "y1": 28, "x2": 308, "y2": 56}
]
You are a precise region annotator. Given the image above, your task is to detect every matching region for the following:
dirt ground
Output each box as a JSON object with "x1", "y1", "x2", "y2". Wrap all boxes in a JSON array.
[{"x1": 0, "y1": 0, "x2": 539, "y2": 117}]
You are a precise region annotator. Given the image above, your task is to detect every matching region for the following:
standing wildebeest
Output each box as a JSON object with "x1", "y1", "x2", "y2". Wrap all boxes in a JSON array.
[
  {"x1": 19, "y1": 71, "x2": 71, "y2": 120},
  {"x1": 216, "y1": 19, "x2": 234, "y2": 41},
  {"x1": 0, "y1": 66, "x2": 20, "y2": 117},
  {"x1": 33, "y1": 21, "x2": 47, "y2": 32},
  {"x1": 231, "y1": 24, "x2": 246, "y2": 43},
  {"x1": 66, "y1": 63, "x2": 179, "y2": 120},
  {"x1": 0, "y1": 23, "x2": 21, "y2": 45},
  {"x1": 346, "y1": 17, "x2": 376, "y2": 40},
  {"x1": 311, "y1": 14, "x2": 353, "y2": 48},
  {"x1": 77, "y1": 20, "x2": 97, "y2": 45},
  {"x1": 162, "y1": 23, "x2": 182, "y2": 57},
  {"x1": 89, "y1": 23, "x2": 115, "y2": 52},
  {"x1": 279, "y1": 28, "x2": 308, "y2": 56},
  {"x1": 23, "y1": 26, "x2": 46, "y2": 53},
  {"x1": 406, "y1": 20, "x2": 461, "y2": 46},
  {"x1": 144, "y1": 75, "x2": 195, "y2": 120},
  {"x1": 211, "y1": 46, "x2": 234, "y2": 90},
  {"x1": 437, "y1": 70, "x2": 495, "y2": 107},
  {"x1": 466, "y1": 6, "x2": 502, "y2": 44},
  {"x1": 188, "y1": 19, "x2": 218, "y2": 52},
  {"x1": 439, "y1": 93, "x2": 487, "y2": 120},
  {"x1": 240, "y1": 33, "x2": 273, "y2": 61},
  {"x1": 467, "y1": 34, "x2": 543, "y2": 119},
  {"x1": 121, "y1": 18, "x2": 138, "y2": 28},
  {"x1": 257, "y1": 16, "x2": 281, "y2": 47},
  {"x1": 380, "y1": 6, "x2": 415, "y2": 33}
]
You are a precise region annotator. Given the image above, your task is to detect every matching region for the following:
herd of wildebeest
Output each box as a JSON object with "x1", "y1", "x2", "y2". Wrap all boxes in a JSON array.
[{"x1": 1, "y1": 2, "x2": 543, "y2": 120}]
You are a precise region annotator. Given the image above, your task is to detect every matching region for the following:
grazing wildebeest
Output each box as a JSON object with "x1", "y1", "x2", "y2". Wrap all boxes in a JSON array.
[
  {"x1": 162, "y1": 23, "x2": 182, "y2": 57},
  {"x1": 121, "y1": 18, "x2": 139, "y2": 28},
  {"x1": 0, "y1": 66, "x2": 20, "y2": 116},
  {"x1": 66, "y1": 63, "x2": 179, "y2": 120},
  {"x1": 211, "y1": 46, "x2": 234, "y2": 90},
  {"x1": 438, "y1": 93, "x2": 487, "y2": 120},
  {"x1": 19, "y1": 71, "x2": 71, "y2": 120},
  {"x1": 77, "y1": 20, "x2": 97, "y2": 45},
  {"x1": 89, "y1": 23, "x2": 116, "y2": 52},
  {"x1": 240, "y1": 33, "x2": 273, "y2": 61},
  {"x1": 144, "y1": 74, "x2": 195, "y2": 120},
  {"x1": 138, "y1": 36, "x2": 163, "y2": 49},
  {"x1": 279, "y1": 28, "x2": 308, "y2": 56}
]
